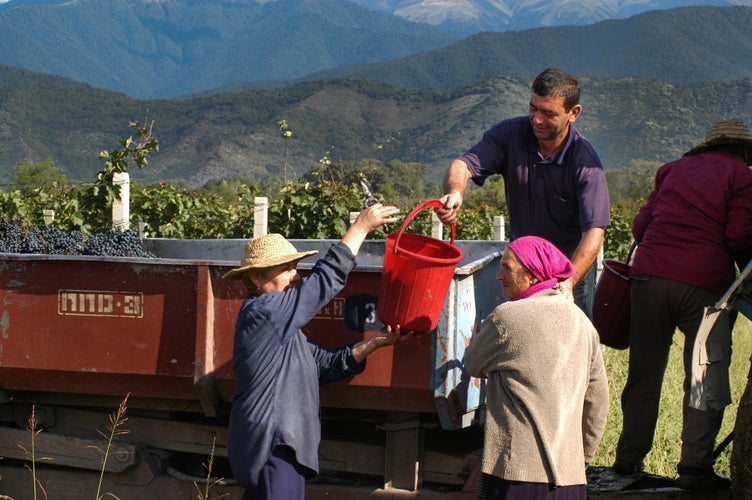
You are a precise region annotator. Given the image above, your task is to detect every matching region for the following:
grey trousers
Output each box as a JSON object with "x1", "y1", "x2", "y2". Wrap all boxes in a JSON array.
[{"x1": 615, "y1": 275, "x2": 728, "y2": 472}]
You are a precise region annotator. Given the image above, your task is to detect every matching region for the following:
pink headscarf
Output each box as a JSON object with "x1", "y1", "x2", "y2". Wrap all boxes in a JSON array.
[{"x1": 507, "y1": 236, "x2": 574, "y2": 301}]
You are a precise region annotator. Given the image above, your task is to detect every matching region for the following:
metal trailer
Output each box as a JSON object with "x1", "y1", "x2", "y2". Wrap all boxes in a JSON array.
[{"x1": 0, "y1": 238, "x2": 508, "y2": 499}]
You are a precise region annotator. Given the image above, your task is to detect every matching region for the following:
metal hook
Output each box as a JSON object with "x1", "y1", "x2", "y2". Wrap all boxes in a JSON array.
[
  {"x1": 360, "y1": 179, "x2": 379, "y2": 207},
  {"x1": 358, "y1": 179, "x2": 390, "y2": 233}
]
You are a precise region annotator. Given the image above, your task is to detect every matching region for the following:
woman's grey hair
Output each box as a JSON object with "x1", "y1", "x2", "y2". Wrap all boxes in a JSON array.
[{"x1": 242, "y1": 268, "x2": 271, "y2": 292}]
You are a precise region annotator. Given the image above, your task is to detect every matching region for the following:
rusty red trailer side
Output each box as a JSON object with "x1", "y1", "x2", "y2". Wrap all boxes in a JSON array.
[
  {"x1": 0, "y1": 239, "x2": 507, "y2": 498},
  {"x1": 0, "y1": 255, "x2": 443, "y2": 414}
]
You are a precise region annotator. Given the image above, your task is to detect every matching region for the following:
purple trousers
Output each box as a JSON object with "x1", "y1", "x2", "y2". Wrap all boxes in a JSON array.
[
  {"x1": 242, "y1": 446, "x2": 309, "y2": 500},
  {"x1": 476, "y1": 473, "x2": 587, "y2": 500}
]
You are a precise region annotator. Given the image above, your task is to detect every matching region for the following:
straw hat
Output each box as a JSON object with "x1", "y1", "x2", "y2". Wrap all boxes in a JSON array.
[
  {"x1": 223, "y1": 233, "x2": 318, "y2": 280},
  {"x1": 685, "y1": 119, "x2": 752, "y2": 162}
]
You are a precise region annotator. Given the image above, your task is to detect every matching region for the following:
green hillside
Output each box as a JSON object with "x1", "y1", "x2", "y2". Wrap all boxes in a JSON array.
[{"x1": 1, "y1": 65, "x2": 751, "y2": 188}]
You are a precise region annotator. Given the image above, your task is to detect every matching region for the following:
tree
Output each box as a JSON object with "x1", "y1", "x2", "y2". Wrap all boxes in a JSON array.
[
  {"x1": 96, "y1": 119, "x2": 159, "y2": 203},
  {"x1": 302, "y1": 157, "x2": 440, "y2": 210},
  {"x1": 606, "y1": 160, "x2": 660, "y2": 203},
  {"x1": 75, "y1": 118, "x2": 161, "y2": 233},
  {"x1": 10, "y1": 159, "x2": 68, "y2": 191},
  {"x1": 200, "y1": 176, "x2": 258, "y2": 205}
]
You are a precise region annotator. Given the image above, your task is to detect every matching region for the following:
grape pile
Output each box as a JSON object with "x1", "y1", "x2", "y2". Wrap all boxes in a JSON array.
[
  {"x1": 0, "y1": 219, "x2": 156, "y2": 257},
  {"x1": 83, "y1": 228, "x2": 156, "y2": 257}
]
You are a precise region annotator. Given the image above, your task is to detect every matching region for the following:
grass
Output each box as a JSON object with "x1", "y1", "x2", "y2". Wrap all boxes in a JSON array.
[
  {"x1": 590, "y1": 316, "x2": 752, "y2": 478},
  {"x1": 194, "y1": 434, "x2": 230, "y2": 500},
  {"x1": 1, "y1": 392, "x2": 227, "y2": 500},
  {"x1": 19, "y1": 405, "x2": 50, "y2": 500},
  {"x1": 89, "y1": 393, "x2": 131, "y2": 500}
]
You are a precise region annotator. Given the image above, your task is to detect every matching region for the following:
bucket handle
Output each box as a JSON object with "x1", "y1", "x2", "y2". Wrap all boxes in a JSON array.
[
  {"x1": 393, "y1": 199, "x2": 456, "y2": 253},
  {"x1": 626, "y1": 241, "x2": 637, "y2": 265}
]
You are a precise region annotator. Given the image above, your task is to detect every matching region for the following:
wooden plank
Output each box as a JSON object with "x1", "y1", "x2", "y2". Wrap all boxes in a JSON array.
[{"x1": 0, "y1": 427, "x2": 137, "y2": 472}]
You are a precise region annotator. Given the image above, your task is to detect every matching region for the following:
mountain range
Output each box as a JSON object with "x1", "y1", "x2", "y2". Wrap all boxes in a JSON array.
[
  {"x1": 1, "y1": 1, "x2": 752, "y2": 98},
  {"x1": 0, "y1": 0, "x2": 459, "y2": 99},
  {"x1": 349, "y1": 0, "x2": 752, "y2": 33},
  {"x1": 1, "y1": 2, "x2": 751, "y2": 187},
  {"x1": 308, "y1": 5, "x2": 752, "y2": 90},
  {"x1": 2, "y1": 63, "x2": 750, "y2": 188}
]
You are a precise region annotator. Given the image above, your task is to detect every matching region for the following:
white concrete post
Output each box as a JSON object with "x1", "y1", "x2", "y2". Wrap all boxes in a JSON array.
[
  {"x1": 350, "y1": 212, "x2": 359, "y2": 225},
  {"x1": 112, "y1": 172, "x2": 130, "y2": 231},
  {"x1": 253, "y1": 197, "x2": 269, "y2": 238},
  {"x1": 493, "y1": 215, "x2": 505, "y2": 241},
  {"x1": 431, "y1": 212, "x2": 443, "y2": 240},
  {"x1": 43, "y1": 209, "x2": 55, "y2": 226}
]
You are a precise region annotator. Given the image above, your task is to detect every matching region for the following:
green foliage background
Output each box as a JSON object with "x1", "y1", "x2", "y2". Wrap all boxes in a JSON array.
[
  {"x1": 0, "y1": 159, "x2": 645, "y2": 260},
  {"x1": 1, "y1": 123, "x2": 651, "y2": 257}
]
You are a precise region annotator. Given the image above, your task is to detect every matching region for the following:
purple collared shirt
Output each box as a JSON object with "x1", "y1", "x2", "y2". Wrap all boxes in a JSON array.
[{"x1": 461, "y1": 116, "x2": 610, "y2": 256}]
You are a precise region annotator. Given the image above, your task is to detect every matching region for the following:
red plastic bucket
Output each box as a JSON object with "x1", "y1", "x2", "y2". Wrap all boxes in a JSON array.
[
  {"x1": 377, "y1": 199, "x2": 464, "y2": 334},
  {"x1": 592, "y1": 258, "x2": 632, "y2": 349}
]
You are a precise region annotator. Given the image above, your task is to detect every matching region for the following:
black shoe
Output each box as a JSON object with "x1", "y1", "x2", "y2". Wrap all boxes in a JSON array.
[
  {"x1": 612, "y1": 460, "x2": 643, "y2": 475},
  {"x1": 675, "y1": 472, "x2": 731, "y2": 491}
]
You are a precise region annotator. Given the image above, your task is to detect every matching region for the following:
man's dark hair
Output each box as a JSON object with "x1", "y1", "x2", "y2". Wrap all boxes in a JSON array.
[{"x1": 532, "y1": 69, "x2": 580, "y2": 111}]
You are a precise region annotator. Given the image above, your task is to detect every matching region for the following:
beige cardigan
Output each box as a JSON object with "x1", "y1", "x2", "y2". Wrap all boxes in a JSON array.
[{"x1": 463, "y1": 289, "x2": 609, "y2": 486}]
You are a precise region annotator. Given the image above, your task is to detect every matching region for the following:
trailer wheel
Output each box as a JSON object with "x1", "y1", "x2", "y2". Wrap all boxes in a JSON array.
[{"x1": 731, "y1": 361, "x2": 752, "y2": 498}]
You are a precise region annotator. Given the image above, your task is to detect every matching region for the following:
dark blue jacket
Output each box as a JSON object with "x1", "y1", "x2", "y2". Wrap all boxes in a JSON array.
[{"x1": 227, "y1": 242, "x2": 366, "y2": 487}]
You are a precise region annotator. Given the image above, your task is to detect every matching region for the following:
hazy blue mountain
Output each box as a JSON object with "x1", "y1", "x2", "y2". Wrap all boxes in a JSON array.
[
  {"x1": 302, "y1": 6, "x2": 752, "y2": 89},
  {"x1": 1, "y1": 0, "x2": 751, "y2": 99},
  {"x1": 349, "y1": 0, "x2": 752, "y2": 33},
  {"x1": 0, "y1": 0, "x2": 459, "y2": 99}
]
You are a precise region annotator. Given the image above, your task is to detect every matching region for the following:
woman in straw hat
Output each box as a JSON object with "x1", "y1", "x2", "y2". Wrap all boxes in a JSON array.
[
  {"x1": 223, "y1": 202, "x2": 410, "y2": 500},
  {"x1": 464, "y1": 235, "x2": 608, "y2": 500},
  {"x1": 613, "y1": 119, "x2": 752, "y2": 492}
]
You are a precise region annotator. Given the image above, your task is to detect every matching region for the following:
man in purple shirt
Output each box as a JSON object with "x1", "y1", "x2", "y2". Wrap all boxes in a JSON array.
[
  {"x1": 613, "y1": 119, "x2": 752, "y2": 491},
  {"x1": 436, "y1": 68, "x2": 610, "y2": 317}
]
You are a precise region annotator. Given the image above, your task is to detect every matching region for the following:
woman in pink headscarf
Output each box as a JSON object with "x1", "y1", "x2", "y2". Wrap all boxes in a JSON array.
[{"x1": 464, "y1": 236, "x2": 609, "y2": 500}]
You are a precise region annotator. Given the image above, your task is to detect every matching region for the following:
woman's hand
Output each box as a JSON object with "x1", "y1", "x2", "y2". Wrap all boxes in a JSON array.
[
  {"x1": 370, "y1": 324, "x2": 414, "y2": 348},
  {"x1": 354, "y1": 202, "x2": 401, "y2": 234},
  {"x1": 352, "y1": 325, "x2": 414, "y2": 362},
  {"x1": 341, "y1": 202, "x2": 400, "y2": 256}
]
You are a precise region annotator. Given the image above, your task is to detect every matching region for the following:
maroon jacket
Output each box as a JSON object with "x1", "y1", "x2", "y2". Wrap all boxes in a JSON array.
[{"x1": 631, "y1": 150, "x2": 752, "y2": 293}]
